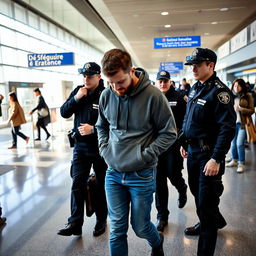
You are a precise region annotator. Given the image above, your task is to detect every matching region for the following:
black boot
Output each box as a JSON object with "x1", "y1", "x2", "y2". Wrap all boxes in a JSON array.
[
  {"x1": 151, "y1": 233, "x2": 164, "y2": 256},
  {"x1": 178, "y1": 186, "x2": 187, "y2": 208},
  {"x1": 57, "y1": 223, "x2": 82, "y2": 236},
  {"x1": 93, "y1": 221, "x2": 106, "y2": 237},
  {"x1": 184, "y1": 222, "x2": 200, "y2": 236}
]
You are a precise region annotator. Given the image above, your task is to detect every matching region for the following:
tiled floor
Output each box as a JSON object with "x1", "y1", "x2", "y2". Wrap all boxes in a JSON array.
[{"x1": 0, "y1": 122, "x2": 256, "y2": 256}]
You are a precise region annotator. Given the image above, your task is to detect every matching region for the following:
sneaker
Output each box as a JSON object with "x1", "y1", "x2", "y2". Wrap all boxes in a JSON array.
[
  {"x1": 226, "y1": 160, "x2": 238, "y2": 167},
  {"x1": 225, "y1": 157, "x2": 232, "y2": 162},
  {"x1": 237, "y1": 164, "x2": 245, "y2": 173}
]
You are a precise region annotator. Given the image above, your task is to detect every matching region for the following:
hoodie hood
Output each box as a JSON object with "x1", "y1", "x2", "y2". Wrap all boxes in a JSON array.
[{"x1": 108, "y1": 68, "x2": 152, "y2": 131}]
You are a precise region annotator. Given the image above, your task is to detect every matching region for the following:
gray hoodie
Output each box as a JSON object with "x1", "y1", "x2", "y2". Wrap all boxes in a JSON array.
[{"x1": 96, "y1": 69, "x2": 177, "y2": 172}]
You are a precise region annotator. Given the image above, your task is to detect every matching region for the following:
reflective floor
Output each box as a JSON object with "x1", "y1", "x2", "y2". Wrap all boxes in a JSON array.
[{"x1": 0, "y1": 122, "x2": 256, "y2": 256}]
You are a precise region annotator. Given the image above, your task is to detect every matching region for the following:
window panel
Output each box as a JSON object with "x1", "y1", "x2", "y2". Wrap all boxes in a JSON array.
[
  {"x1": 14, "y1": 3, "x2": 27, "y2": 24},
  {"x1": 0, "y1": 0, "x2": 12, "y2": 17},
  {"x1": 28, "y1": 11, "x2": 39, "y2": 29},
  {"x1": 39, "y1": 17, "x2": 48, "y2": 34},
  {"x1": 1, "y1": 46, "x2": 18, "y2": 65},
  {"x1": 0, "y1": 26, "x2": 17, "y2": 48}
]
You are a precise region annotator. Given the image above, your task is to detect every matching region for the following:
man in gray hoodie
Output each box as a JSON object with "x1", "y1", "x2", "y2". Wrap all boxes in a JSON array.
[{"x1": 96, "y1": 49, "x2": 177, "y2": 256}]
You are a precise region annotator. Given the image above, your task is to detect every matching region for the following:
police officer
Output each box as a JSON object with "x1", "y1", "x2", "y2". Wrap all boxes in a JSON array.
[
  {"x1": 180, "y1": 48, "x2": 236, "y2": 256},
  {"x1": 58, "y1": 62, "x2": 107, "y2": 237},
  {"x1": 155, "y1": 71, "x2": 188, "y2": 232}
]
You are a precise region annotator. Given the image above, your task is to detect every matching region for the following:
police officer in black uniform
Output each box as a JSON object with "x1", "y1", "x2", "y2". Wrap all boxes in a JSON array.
[
  {"x1": 180, "y1": 48, "x2": 236, "y2": 256},
  {"x1": 155, "y1": 71, "x2": 188, "y2": 232},
  {"x1": 58, "y1": 62, "x2": 107, "y2": 237}
]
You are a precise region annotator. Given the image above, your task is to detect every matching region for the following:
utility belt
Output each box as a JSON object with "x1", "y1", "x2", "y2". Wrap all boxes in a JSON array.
[{"x1": 186, "y1": 138, "x2": 211, "y2": 152}]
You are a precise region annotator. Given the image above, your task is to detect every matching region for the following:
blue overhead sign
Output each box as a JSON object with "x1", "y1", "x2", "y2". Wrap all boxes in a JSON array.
[
  {"x1": 154, "y1": 36, "x2": 201, "y2": 49},
  {"x1": 160, "y1": 62, "x2": 183, "y2": 73},
  {"x1": 28, "y1": 52, "x2": 74, "y2": 67}
]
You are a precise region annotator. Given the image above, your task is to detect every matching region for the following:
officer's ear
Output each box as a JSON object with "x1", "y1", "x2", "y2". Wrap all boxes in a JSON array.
[{"x1": 209, "y1": 62, "x2": 215, "y2": 70}]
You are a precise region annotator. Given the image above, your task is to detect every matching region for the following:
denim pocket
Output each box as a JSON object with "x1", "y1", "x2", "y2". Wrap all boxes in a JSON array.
[{"x1": 135, "y1": 169, "x2": 154, "y2": 180}]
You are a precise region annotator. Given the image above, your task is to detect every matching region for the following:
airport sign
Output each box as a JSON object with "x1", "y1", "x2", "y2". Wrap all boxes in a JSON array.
[
  {"x1": 160, "y1": 62, "x2": 183, "y2": 73},
  {"x1": 28, "y1": 52, "x2": 74, "y2": 67},
  {"x1": 154, "y1": 36, "x2": 201, "y2": 49}
]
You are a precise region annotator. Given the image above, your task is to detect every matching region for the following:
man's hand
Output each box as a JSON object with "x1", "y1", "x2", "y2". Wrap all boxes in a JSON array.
[
  {"x1": 180, "y1": 146, "x2": 188, "y2": 158},
  {"x1": 78, "y1": 123, "x2": 93, "y2": 136},
  {"x1": 75, "y1": 87, "x2": 88, "y2": 100},
  {"x1": 29, "y1": 111, "x2": 33, "y2": 115},
  {"x1": 204, "y1": 159, "x2": 220, "y2": 176}
]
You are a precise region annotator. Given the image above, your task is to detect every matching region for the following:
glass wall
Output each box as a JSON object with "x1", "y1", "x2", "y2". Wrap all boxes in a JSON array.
[{"x1": 0, "y1": 0, "x2": 112, "y2": 125}]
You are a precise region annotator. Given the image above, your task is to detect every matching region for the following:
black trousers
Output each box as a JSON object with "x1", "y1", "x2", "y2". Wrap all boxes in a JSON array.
[
  {"x1": 11, "y1": 126, "x2": 27, "y2": 146},
  {"x1": 155, "y1": 141, "x2": 187, "y2": 221},
  {"x1": 68, "y1": 143, "x2": 108, "y2": 226},
  {"x1": 187, "y1": 145, "x2": 225, "y2": 256},
  {"x1": 36, "y1": 118, "x2": 50, "y2": 139}
]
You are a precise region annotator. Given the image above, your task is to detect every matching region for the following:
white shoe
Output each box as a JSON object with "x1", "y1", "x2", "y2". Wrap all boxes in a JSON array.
[
  {"x1": 237, "y1": 164, "x2": 245, "y2": 173},
  {"x1": 226, "y1": 160, "x2": 238, "y2": 167},
  {"x1": 225, "y1": 157, "x2": 232, "y2": 162}
]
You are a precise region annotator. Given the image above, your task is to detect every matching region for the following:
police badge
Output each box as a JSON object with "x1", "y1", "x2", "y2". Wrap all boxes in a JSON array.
[{"x1": 217, "y1": 91, "x2": 230, "y2": 104}]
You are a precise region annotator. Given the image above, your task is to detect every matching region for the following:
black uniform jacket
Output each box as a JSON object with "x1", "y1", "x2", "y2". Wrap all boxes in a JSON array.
[
  {"x1": 182, "y1": 72, "x2": 236, "y2": 162},
  {"x1": 165, "y1": 86, "x2": 186, "y2": 131},
  {"x1": 60, "y1": 79, "x2": 105, "y2": 150}
]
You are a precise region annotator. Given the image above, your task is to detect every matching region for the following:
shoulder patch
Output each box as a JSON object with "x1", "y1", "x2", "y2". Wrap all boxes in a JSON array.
[{"x1": 217, "y1": 91, "x2": 230, "y2": 104}]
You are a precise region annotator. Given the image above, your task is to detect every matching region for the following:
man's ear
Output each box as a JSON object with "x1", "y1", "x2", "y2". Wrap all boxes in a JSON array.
[{"x1": 130, "y1": 67, "x2": 135, "y2": 76}]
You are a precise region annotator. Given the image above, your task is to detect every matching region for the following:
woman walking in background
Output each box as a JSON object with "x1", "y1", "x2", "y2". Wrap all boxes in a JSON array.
[
  {"x1": 29, "y1": 88, "x2": 51, "y2": 141},
  {"x1": 7, "y1": 92, "x2": 29, "y2": 149},
  {"x1": 226, "y1": 79, "x2": 254, "y2": 173}
]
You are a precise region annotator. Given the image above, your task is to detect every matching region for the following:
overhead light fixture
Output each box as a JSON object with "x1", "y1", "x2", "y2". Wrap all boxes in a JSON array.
[
  {"x1": 161, "y1": 11, "x2": 169, "y2": 16},
  {"x1": 164, "y1": 24, "x2": 171, "y2": 28},
  {"x1": 211, "y1": 21, "x2": 218, "y2": 25},
  {"x1": 220, "y1": 8, "x2": 229, "y2": 11},
  {"x1": 204, "y1": 32, "x2": 210, "y2": 35}
]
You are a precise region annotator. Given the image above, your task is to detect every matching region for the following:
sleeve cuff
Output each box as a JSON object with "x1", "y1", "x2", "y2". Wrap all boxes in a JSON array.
[{"x1": 73, "y1": 95, "x2": 79, "y2": 103}]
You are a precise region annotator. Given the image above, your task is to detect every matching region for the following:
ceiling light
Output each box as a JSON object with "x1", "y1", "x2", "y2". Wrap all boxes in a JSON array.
[
  {"x1": 211, "y1": 21, "x2": 218, "y2": 25},
  {"x1": 164, "y1": 24, "x2": 171, "y2": 28},
  {"x1": 220, "y1": 8, "x2": 229, "y2": 12},
  {"x1": 204, "y1": 32, "x2": 210, "y2": 35},
  {"x1": 161, "y1": 11, "x2": 169, "y2": 16}
]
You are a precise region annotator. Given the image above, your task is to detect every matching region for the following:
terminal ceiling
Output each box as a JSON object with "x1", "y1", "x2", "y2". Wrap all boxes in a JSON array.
[{"x1": 21, "y1": 0, "x2": 256, "y2": 74}]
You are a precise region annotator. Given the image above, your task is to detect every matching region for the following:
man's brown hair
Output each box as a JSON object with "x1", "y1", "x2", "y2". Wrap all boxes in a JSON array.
[{"x1": 101, "y1": 49, "x2": 132, "y2": 76}]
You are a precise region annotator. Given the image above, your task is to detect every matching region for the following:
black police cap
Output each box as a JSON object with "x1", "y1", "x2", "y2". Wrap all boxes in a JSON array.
[
  {"x1": 156, "y1": 70, "x2": 171, "y2": 80},
  {"x1": 185, "y1": 48, "x2": 217, "y2": 65},
  {"x1": 78, "y1": 62, "x2": 101, "y2": 75}
]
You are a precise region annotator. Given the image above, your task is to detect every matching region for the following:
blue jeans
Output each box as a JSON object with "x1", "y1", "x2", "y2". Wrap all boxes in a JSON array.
[
  {"x1": 105, "y1": 168, "x2": 161, "y2": 256},
  {"x1": 231, "y1": 123, "x2": 246, "y2": 164}
]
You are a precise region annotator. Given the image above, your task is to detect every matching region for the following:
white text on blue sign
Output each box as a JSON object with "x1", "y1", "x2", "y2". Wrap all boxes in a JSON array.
[
  {"x1": 154, "y1": 36, "x2": 201, "y2": 49},
  {"x1": 28, "y1": 52, "x2": 74, "y2": 67}
]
